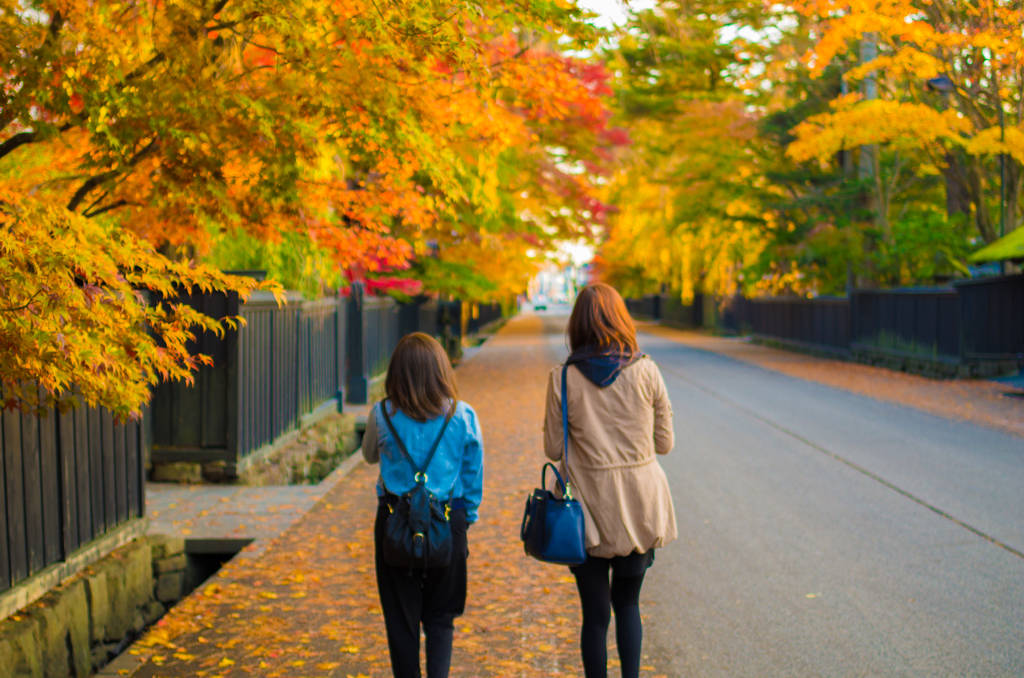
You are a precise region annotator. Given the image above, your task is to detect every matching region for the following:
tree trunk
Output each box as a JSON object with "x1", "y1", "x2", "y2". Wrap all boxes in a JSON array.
[
  {"x1": 968, "y1": 159, "x2": 997, "y2": 242},
  {"x1": 942, "y1": 152, "x2": 972, "y2": 220},
  {"x1": 1006, "y1": 157, "x2": 1021, "y2": 234}
]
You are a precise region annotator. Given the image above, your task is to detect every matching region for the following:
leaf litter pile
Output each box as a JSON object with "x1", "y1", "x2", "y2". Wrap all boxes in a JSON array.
[{"x1": 132, "y1": 315, "x2": 655, "y2": 677}]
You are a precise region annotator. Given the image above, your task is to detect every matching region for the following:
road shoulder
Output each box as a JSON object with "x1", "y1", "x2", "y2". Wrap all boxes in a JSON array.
[{"x1": 637, "y1": 322, "x2": 1024, "y2": 439}]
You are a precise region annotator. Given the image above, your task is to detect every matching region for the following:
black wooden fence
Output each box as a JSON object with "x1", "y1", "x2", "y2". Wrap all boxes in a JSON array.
[
  {"x1": 1, "y1": 395, "x2": 145, "y2": 596},
  {"x1": 957, "y1": 274, "x2": 1024, "y2": 361},
  {"x1": 627, "y1": 274, "x2": 1024, "y2": 376},
  {"x1": 660, "y1": 295, "x2": 704, "y2": 329},
  {"x1": 151, "y1": 282, "x2": 500, "y2": 474},
  {"x1": 751, "y1": 296, "x2": 852, "y2": 355},
  {"x1": 398, "y1": 297, "x2": 438, "y2": 338},
  {"x1": 850, "y1": 289, "x2": 960, "y2": 363},
  {"x1": 151, "y1": 289, "x2": 345, "y2": 474},
  {"x1": 346, "y1": 286, "x2": 400, "y2": 405},
  {"x1": 467, "y1": 302, "x2": 503, "y2": 334}
]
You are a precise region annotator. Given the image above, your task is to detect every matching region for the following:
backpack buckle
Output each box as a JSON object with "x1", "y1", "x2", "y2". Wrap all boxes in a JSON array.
[{"x1": 414, "y1": 472, "x2": 428, "y2": 483}]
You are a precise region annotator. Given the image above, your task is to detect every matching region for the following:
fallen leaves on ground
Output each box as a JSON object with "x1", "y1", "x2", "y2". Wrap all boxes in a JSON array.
[{"x1": 134, "y1": 315, "x2": 597, "y2": 677}]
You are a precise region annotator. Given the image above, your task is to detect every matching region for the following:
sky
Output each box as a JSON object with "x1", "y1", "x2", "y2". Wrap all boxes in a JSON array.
[
  {"x1": 552, "y1": 1, "x2": 658, "y2": 268},
  {"x1": 577, "y1": 0, "x2": 655, "y2": 28}
]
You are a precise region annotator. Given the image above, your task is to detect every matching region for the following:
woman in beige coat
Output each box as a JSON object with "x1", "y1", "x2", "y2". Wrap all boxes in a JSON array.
[{"x1": 543, "y1": 283, "x2": 676, "y2": 678}]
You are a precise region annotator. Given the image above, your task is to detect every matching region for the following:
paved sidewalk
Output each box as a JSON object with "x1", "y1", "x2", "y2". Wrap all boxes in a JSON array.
[
  {"x1": 637, "y1": 323, "x2": 1024, "y2": 439},
  {"x1": 131, "y1": 314, "x2": 602, "y2": 678},
  {"x1": 146, "y1": 453, "x2": 364, "y2": 558}
]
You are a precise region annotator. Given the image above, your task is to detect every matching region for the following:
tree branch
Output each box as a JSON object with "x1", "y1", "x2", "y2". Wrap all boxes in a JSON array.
[
  {"x1": 67, "y1": 139, "x2": 159, "y2": 212},
  {"x1": 0, "y1": 132, "x2": 38, "y2": 160},
  {"x1": 83, "y1": 200, "x2": 130, "y2": 218}
]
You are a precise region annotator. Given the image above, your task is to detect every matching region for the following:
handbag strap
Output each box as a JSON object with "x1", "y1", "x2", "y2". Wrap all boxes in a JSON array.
[
  {"x1": 380, "y1": 400, "x2": 456, "y2": 484},
  {"x1": 561, "y1": 364, "x2": 574, "y2": 499}
]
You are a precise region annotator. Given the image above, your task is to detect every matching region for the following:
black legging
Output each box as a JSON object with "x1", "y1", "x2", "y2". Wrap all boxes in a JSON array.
[{"x1": 571, "y1": 551, "x2": 652, "y2": 678}]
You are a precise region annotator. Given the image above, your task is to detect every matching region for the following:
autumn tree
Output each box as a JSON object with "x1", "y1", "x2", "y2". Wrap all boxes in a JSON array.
[
  {"x1": 788, "y1": 0, "x2": 1024, "y2": 244},
  {"x1": 1, "y1": 0, "x2": 612, "y2": 413},
  {"x1": 598, "y1": 0, "x2": 998, "y2": 299}
]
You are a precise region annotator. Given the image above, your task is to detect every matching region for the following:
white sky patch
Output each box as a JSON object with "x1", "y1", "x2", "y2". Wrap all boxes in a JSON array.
[
  {"x1": 578, "y1": 0, "x2": 656, "y2": 29},
  {"x1": 556, "y1": 239, "x2": 596, "y2": 266}
]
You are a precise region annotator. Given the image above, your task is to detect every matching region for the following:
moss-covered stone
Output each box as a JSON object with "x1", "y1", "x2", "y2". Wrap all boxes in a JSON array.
[
  {"x1": 83, "y1": 572, "x2": 108, "y2": 644},
  {"x1": 155, "y1": 572, "x2": 184, "y2": 603},
  {"x1": 149, "y1": 534, "x2": 186, "y2": 561},
  {"x1": 0, "y1": 614, "x2": 43, "y2": 677},
  {"x1": 153, "y1": 554, "x2": 186, "y2": 574},
  {"x1": 31, "y1": 580, "x2": 90, "y2": 678}
]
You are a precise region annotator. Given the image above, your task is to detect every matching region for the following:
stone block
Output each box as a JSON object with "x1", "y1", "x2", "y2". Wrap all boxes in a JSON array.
[
  {"x1": 150, "y1": 461, "x2": 203, "y2": 483},
  {"x1": 31, "y1": 579, "x2": 90, "y2": 678},
  {"x1": 0, "y1": 615, "x2": 42, "y2": 678},
  {"x1": 132, "y1": 611, "x2": 146, "y2": 634},
  {"x1": 121, "y1": 540, "x2": 154, "y2": 615},
  {"x1": 141, "y1": 600, "x2": 166, "y2": 626},
  {"x1": 90, "y1": 643, "x2": 119, "y2": 671},
  {"x1": 155, "y1": 572, "x2": 184, "y2": 603},
  {"x1": 83, "y1": 572, "x2": 109, "y2": 644},
  {"x1": 153, "y1": 554, "x2": 187, "y2": 574},
  {"x1": 148, "y1": 535, "x2": 186, "y2": 561},
  {"x1": 91, "y1": 558, "x2": 129, "y2": 642}
]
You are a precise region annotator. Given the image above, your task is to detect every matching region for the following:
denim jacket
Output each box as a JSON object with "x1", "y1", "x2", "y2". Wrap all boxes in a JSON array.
[{"x1": 362, "y1": 400, "x2": 484, "y2": 524}]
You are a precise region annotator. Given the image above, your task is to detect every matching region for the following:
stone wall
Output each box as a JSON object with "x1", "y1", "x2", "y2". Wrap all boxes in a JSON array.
[{"x1": 0, "y1": 535, "x2": 188, "y2": 678}]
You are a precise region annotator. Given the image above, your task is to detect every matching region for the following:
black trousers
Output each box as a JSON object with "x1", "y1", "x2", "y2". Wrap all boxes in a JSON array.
[
  {"x1": 570, "y1": 551, "x2": 654, "y2": 678},
  {"x1": 374, "y1": 501, "x2": 468, "y2": 678}
]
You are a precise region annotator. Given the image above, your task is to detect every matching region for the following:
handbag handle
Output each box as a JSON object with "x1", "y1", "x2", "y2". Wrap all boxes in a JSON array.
[
  {"x1": 541, "y1": 462, "x2": 567, "y2": 495},
  {"x1": 560, "y1": 364, "x2": 574, "y2": 500}
]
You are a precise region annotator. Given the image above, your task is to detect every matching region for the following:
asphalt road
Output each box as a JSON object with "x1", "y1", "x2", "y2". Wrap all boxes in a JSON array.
[{"x1": 534, "y1": 310, "x2": 1024, "y2": 677}]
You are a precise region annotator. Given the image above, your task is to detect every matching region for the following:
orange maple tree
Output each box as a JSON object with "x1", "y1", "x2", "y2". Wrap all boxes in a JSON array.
[{"x1": 1, "y1": 0, "x2": 615, "y2": 412}]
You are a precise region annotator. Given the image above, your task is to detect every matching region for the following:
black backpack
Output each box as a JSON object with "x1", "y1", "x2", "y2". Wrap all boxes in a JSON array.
[{"x1": 379, "y1": 401, "x2": 457, "y2": 569}]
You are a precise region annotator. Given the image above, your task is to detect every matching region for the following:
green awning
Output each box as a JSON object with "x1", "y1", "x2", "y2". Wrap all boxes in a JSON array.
[{"x1": 969, "y1": 227, "x2": 1024, "y2": 263}]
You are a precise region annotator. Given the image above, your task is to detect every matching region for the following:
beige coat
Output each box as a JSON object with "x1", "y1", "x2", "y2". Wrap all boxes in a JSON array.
[{"x1": 543, "y1": 357, "x2": 677, "y2": 559}]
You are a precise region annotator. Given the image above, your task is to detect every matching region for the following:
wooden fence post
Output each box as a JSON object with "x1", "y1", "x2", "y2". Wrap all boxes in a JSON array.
[{"x1": 346, "y1": 282, "x2": 368, "y2": 404}]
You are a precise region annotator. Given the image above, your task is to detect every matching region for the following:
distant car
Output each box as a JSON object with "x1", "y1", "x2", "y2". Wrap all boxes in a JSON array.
[{"x1": 533, "y1": 294, "x2": 548, "y2": 311}]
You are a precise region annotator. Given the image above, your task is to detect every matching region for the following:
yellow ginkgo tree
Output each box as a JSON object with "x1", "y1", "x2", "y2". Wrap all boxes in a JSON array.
[{"x1": 789, "y1": 0, "x2": 1024, "y2": 243}]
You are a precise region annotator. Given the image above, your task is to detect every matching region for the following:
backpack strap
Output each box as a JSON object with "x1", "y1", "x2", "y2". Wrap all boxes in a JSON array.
[{"x1": 380, "y1": 400, "x2": 457, "y2": 484}]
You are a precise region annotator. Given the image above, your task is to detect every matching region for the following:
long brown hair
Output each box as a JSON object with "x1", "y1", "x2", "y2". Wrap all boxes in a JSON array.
[
  {"x1": 567, "y1": 283, "x2": 639, "y2": 355},
  {"x1": 384, "y1": 333, "x2": 458, "y2": 422}
]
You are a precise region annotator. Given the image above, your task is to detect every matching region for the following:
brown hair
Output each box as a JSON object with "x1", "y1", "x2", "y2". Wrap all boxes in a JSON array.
[
  {"x1": 384, "y1": 332, "x2": 458, "y2": 422},
  {"x1": 567, "y1": 283, "x2": 639, "y2": 355}
]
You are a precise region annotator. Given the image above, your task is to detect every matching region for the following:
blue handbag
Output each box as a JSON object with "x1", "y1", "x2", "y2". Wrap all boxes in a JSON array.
[{"x1": 520, "y1": 364, "x2": 587, "y2": 566}]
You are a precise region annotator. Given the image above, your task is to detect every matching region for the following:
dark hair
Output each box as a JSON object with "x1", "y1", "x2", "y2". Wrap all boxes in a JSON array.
[
  {"x1": 384, "y1": 332, "x2": 458, "y2": 422},
  {"x1": 567, "y1": 283, "x2": 639, "y2": 355}
]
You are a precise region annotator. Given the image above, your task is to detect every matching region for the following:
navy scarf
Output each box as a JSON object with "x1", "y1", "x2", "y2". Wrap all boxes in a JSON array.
[{"x1": 566, "y1": 345, "x2": 644, "y2": 387}]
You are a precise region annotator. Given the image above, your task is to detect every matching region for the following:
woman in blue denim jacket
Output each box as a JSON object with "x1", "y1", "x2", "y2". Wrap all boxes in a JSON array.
[{"x1": 362, "y1": 332, "x2": 484, "y2": 678}]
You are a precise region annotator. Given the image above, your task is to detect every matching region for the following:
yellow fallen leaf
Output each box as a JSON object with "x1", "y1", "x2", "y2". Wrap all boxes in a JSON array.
[
  {"x1": 290, "y1": 660, "x2": 305, "y2": 667},
  {"x1": 258, "y1": 591, "x2": 278, "y2": 599},
  {"x1": 318, "y1": 663, "x2": 341, "y2": 670},
  {"x1": 340, "y1": 645, "x2": 360, "y2": 653},
  {"x1": 173, "y1": 653, "x2": 196, "y2": 661},
  {"x1": 806, "y1": 593, "x2": 820, "y2": 599},
  {"x1": 218, "y1": 657, "x2": 235, "y2": 667}
]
